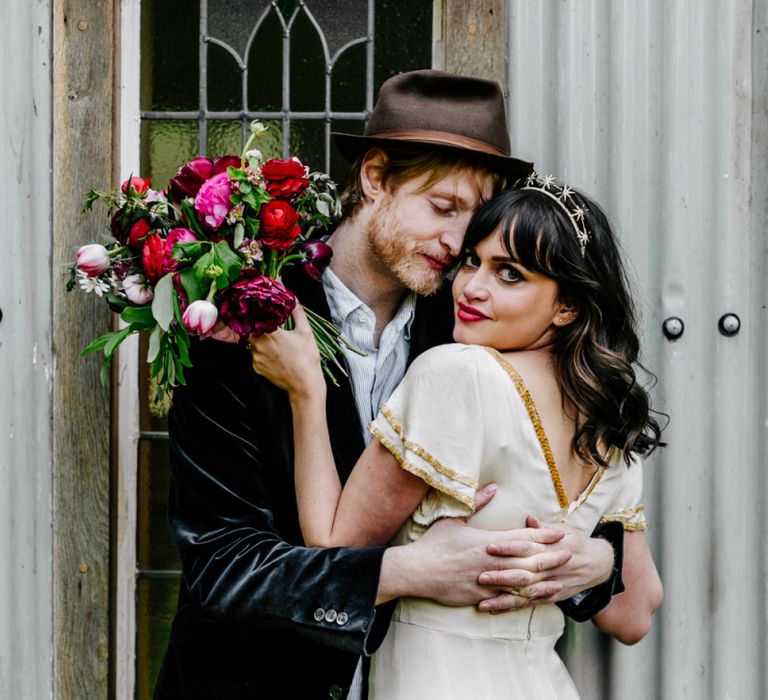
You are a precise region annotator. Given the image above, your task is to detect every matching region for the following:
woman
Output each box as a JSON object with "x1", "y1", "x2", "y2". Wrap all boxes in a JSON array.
[{"x1": 250, "y1": 178, "x2": 664, "y2": 699}]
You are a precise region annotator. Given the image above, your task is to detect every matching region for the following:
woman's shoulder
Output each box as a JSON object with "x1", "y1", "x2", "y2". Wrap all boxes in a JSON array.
[{"x1": 410, "y1": 343, "x2": 496, "y2": 375}]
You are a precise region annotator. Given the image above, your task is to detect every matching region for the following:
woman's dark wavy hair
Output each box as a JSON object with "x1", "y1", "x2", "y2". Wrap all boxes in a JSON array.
[{"x1": 461, "y1": 187, "x2": 664, "y2": 466}]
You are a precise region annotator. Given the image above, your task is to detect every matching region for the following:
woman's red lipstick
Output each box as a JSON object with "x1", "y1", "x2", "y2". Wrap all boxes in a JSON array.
[{"x1": 456, "y1": 301, "x2": 489, "y2": 322}]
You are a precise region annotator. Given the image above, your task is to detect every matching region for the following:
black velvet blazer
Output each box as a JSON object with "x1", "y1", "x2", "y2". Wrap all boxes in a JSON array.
[{"x1": 153, "y1": 267, "x2": 455, "y2": 700}]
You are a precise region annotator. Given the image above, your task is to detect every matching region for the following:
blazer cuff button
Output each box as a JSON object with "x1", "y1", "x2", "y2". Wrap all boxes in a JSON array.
[
  {"x1": 324, "y1": 609, "x2": 338, "y2": 623},
  {"x1": 313, "y1": 608, "x2": 326, "y2": 622},
  {"x1": 335, "y1": 612, "x2": 349, "y2": 626}
]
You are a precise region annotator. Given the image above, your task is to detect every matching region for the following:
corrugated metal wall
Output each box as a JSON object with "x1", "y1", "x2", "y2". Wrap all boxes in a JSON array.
[
  {"x1": 507, "y1": 1, "x2": 767, "y2": 698},
  {"x1": 0, "y1": 1, "x2": 54, "y2": 698}
]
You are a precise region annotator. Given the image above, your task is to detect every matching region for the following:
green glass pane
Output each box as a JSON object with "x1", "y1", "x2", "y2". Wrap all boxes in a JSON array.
[
  {"x1": 140, "y1": 120, "x2": 199, "y2": 187},
  {"x1": 207, "y1": 120, "x2": 244, "y2": 157},
  {"x1": 289, "y1": 9, "x2": 326, "y2": 112},
  {"x1": 141, "y1": 0, "x2": 200, "y2": 111},
  {"x1": 137, "y1": 440, "x2": 179, "y2": 571},
  {"x1": 137, "y1": 577, "x2": 180, "y2": 699},
  {"x1": 207, "y1": 42, "x2": 243, "y2": 112},
  {"x1": 374, "y1": 0, "x2": 433, "y2": 91},
  {"x1": 330, "y1": 118, "x2": 365, "y2": 186},
  {"x1": 331, "y1": 40, "x2": 366, "y2": 112},
  {"x1": 246, "y1": 9, "x2": 283, "y2": 112},
  {"x1": 290, "y1": 120, "x2": 325, "y2": 173}
]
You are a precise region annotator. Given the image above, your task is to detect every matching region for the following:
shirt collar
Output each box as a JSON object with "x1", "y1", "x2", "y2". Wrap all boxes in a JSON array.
[{"x1": 322, "y1": 267, "x2": 417, "y2": 338}]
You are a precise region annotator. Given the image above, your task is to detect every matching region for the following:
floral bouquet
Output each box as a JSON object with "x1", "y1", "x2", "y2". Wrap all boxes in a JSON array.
[{"x1": 71, "y1": 120, "x2": 359, "y2": 395}]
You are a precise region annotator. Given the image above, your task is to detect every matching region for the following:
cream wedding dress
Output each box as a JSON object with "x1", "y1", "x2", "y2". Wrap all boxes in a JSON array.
[{"x1": 367, "y1": 344, "x2": 646, "y2": 700}]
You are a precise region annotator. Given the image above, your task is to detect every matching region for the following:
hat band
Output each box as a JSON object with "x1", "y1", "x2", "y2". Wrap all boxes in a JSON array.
[{"x1": 367, "y1": 129, "x2": 508, "y2": 157}]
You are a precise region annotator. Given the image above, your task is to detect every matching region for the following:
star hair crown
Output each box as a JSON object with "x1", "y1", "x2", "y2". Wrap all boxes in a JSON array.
[{"x1": 519, "y1": 172, "x2": 591, "y2": 255}]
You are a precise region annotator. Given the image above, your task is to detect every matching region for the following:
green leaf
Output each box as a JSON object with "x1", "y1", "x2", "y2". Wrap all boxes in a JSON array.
[
  {"x1": 147, "y1": 324, "x2": 163, "y2": 363},
  {"x1": 120, "y1": 304, "x2": 155, "y2": 328},
  {"x1": 213, "y1": 241, "x2": 243, "y2": 285},
  {"x1": 181, "y1": 200, "x2": 206, "y2": 238},
  {"x1": 81, "y1": 331, "x2": 115, "y2": 356},
  {"x1": 179, "y1": 267, "x2": 208, "y2": 303},
  {"x1": 233, "y1": 222, "x2": 245, "y2": 249},
  {"x1": 103, "y1": 325, "x2": 135, "y2": 358},
  {"x1": 245, "y1": 216, "x2": 260, "y2": 238},
  {"x1": 151, "y1": 273, "x2": 175, "y2": 331},
  {"x1": 173, "y1": 241, "x2": 205, "y2": 260},
  {"x1": 106, "y1": 292, "x2": 128, "y2": 310}
]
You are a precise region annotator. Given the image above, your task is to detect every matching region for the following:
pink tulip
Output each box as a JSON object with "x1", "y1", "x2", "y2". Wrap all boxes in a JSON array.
[
  {"x1": 182, "y1": 299, "x2": 219, "y2": 335},
  {"x1": 76, "y1": 244, "x2": 110, "y2": 277},
  {"x1": 122, "y1": 274, "x2": 154, "y2": 305}
]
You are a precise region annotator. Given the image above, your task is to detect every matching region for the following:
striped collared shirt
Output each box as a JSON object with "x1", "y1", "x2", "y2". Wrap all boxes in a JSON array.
[{"x1": 322, "y1": 267, "x2": 417, "y2": 439}]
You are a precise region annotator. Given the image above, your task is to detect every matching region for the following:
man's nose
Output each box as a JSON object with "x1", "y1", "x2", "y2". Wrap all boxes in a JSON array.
[{"x1": 439, "y1": 223, "x2": 466, "y2": 257}]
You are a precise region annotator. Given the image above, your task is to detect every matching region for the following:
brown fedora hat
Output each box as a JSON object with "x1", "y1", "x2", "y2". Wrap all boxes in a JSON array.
[{"x1": 332, "y1": 70, "x2": 533, "y2": 180}]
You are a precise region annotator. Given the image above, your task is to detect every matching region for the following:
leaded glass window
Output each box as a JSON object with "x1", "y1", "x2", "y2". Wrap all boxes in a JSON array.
[{"x1": 133, "y1": 1, "x2": 433, "y2": 696}]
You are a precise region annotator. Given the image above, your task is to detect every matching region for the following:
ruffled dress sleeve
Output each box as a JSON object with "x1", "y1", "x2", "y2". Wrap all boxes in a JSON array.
[
  {"x1": 599, "y1": 452, "x2": 648, "y2": 531},
  {"x1": 368, "y1": 344, "x2": 489, "y2": 525}
]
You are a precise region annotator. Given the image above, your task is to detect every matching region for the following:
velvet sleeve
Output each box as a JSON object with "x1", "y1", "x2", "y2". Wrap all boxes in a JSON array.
[{"x1": 166, "y1": 338, "x2": 393, "y2": 655}]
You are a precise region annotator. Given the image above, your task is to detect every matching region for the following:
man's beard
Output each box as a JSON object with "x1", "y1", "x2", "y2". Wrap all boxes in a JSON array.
[{"x1": 367, "y1": 203, "x2": 446, "y2": 296}]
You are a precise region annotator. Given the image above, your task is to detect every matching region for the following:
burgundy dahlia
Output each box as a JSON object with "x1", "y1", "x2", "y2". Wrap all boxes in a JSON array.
[{"x1": 218, "y1": 270, "x2": 296, "y2": 338}]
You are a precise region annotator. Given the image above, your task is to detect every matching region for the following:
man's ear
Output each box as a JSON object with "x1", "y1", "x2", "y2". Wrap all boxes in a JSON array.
[
  {"x1": 360, "y1": 149, "x2": 388, "y2": 200},
  {"x1": 553, "y1": 301, "x2": 580, "y2": 327}
]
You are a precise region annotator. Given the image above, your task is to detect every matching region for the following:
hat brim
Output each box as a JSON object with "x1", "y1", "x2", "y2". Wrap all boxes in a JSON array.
[{"x1": 332, "y1": 132, "x2": 534, "y2": 182}]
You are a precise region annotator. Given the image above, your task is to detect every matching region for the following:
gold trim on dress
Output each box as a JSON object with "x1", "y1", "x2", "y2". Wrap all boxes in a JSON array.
[
  {"x1": 482, "y1": 347, "x2": 571, "y2": 509},
  {"x1": 599, "y1": 506, "x2": 648, "y2": 531},
  {"x1": 377, "y1": 405, "x2": 479, "y2": 489},
  {"x1": 369, "y1": 424, "x2": 477, "y2": 510}
]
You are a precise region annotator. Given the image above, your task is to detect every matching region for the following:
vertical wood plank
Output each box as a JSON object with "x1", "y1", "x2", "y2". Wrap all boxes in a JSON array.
[
  {"x1": 52, "y1": 0, "x2": 115, "y2": 696},
  {"x1": 442, "y1": 0, "x2": 506, "y2": 85}
]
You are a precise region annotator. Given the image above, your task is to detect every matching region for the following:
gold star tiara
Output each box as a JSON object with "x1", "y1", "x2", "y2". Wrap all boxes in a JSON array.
[{"x1": 519, "y1": 172, "x2": 591, "y2": 256}]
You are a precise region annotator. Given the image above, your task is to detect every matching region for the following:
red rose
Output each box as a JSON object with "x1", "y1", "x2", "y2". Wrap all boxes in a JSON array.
[
  {"x1": 121, "y1": 176, "x2": 151, "y2": 196},
  {"x1": 261, "y1": 158, "x2": 309, "y2": 199},
  {"x1": 128, "y1": 218, "x2": 151, "y2": 247},
  {"x1": 218, "y1": 270, "x2": 296, "y2": 338},
  {"x1": 259, "y1": 199, "x2": 301, "y2": 249},
  {"x1": 141, "y1": 233, "x2": 165, "y2": 282}
]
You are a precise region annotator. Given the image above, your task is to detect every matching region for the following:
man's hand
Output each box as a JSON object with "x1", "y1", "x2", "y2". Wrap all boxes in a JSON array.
[
  {"x1": 377, "y1": 515, "x2": 572, "y2": 608},
  {"x1": 477, "y1": 515, "x2": 615, "y2": 612}
]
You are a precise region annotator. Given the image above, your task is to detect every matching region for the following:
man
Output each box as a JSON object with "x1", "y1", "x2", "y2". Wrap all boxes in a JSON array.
[{"x1": 154, "y1": 70, "x2": 621, "y2": 699}]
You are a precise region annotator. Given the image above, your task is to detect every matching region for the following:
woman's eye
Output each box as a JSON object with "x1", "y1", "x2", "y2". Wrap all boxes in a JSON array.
[
  {"x1": 461, "y1": 252, "x2": 480, "y2": 268},
  {"x1": 498, "y1": 265, "x2": 522, "y2": 282}
]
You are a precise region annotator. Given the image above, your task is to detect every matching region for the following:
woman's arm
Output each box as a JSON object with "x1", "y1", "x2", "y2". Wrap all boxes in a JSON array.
[
  {"x1": 591, "y1": 530, "x2": 663, "y2": 644},
  {"x1": 250, "y1": 306, "x2": 429, "y2": 547}
]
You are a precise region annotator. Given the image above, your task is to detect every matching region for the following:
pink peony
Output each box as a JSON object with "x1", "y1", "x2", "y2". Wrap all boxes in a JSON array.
[
  {"x1": 195, "y1": 172, "x2": 233, "y2": 230},
  {"x1": 163, "y1": 227, "x2": 198, "y2": 274},
  {"x1": 170, "y1": 155, "x2": 240, "y2": 200},
  {"x1": 76, "y1": 244, "x2": 110, "y2": 277},
  {"x1": 182, "y1": 299, "x2": 219, "y2": 335},
  {"x1": 218, "y1": 270, "x2": 296, "y2": 338}
]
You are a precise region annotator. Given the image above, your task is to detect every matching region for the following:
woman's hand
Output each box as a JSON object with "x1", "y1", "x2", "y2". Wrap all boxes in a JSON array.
[{"x1": 248, "y1": 304, "x2": 326, "y2": 400}]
